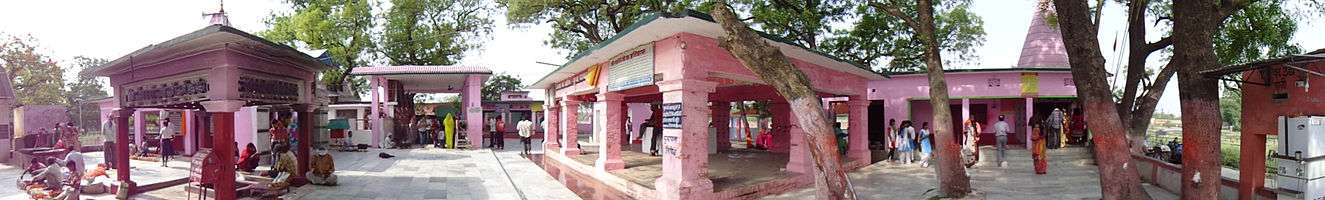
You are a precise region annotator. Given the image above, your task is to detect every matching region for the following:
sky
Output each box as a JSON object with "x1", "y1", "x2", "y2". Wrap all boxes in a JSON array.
[{"x1": 0, "y1": 0, "x2": 1322, "y2": 116}]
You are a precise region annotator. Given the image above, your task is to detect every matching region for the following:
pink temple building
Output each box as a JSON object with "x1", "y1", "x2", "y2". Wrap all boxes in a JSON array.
[{"x1": 530, "y1": 7, "x2": 1081, "y2": 199}]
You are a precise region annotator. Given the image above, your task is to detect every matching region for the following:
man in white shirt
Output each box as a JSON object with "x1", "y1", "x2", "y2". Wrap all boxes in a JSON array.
[
  {"x1": 63, "y1": 145, "x2": 85, "y2": 175},
  {"x1": 993, "y1": 115, "x2": 1011, "y2": 167},
  {"x1": 517, "y1": 118, "x2": 534, "y2": 155},
  {"x1": 159, "y1": 119, "x2": 175, "y2": 167},
  {"x1": 102, "y1": 119, "x2": 116, "y2": 169}
]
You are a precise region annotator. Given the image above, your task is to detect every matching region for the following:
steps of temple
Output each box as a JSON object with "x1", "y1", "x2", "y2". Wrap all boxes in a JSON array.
[{"x1": 967, "y1": 146, "x2": 1096, "y2": 168}]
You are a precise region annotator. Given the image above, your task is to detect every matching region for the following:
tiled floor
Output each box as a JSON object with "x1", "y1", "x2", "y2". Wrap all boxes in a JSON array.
[
  {"x1": 2, "y1": 139, "x2": 580, "y2": 200},
  {"x1": 764, "y1": 146, "x2": 1179, "y2": 200}
]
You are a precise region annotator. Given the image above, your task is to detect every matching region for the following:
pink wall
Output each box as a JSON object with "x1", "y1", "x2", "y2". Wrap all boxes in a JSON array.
[
  {"x1": 867, "y1": 71, "x2": 1075, "y2": 124},
  {"x1": 677, "y1": 33, "x2": 870, "y2": 96}
]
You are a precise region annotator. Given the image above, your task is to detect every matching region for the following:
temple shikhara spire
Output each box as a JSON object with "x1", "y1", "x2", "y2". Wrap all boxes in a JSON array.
[
  {"x1": 1016, "y1": 2, "x2": 1069, "y2": 68},
  {"x1": 204, "y1": 1, "x2": 230, "y2": 26}
]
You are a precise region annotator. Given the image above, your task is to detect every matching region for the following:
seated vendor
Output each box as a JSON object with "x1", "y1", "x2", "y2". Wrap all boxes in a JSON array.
[
  {"x1": 51, "y1": 160, "x2": 81, "y2": 200},
  {"x1": 305, "y1": 148, "x2": 337, "y2": 186},
  {"x1": 236, "y1": 143, "x2": 260, "y2": 172},
  {"x1": 29, "y1": 158, "x2": 63, "y2": 190},
  {"x1": 268, "y1": 145, "x2": 297, "y2": 190}
]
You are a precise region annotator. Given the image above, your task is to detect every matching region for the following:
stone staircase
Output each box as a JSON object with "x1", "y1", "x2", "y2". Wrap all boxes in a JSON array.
[{"x1": 973, "y1": 145, "x2": 1095, "y2": 168}]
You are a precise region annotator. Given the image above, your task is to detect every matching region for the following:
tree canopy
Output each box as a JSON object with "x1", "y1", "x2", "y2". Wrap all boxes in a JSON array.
[
  {"x1": 499, "y1": 0, "x2": 984, "y2": 74},
  {"x1": 499, "y1": 0, "x2": 697, "y2": 55},
  {"x1": 0, "y1": 35, "x2": 66, "y2": 106},
  {"x1": 482, "y1": 73, "x2": 523, "y2": 101},
  {"x1": 382, "y1": 0, "x2": 494, "y2": 65},
  {"x1": 261, "y1": 0, "x2": 376, "y2": 94}
]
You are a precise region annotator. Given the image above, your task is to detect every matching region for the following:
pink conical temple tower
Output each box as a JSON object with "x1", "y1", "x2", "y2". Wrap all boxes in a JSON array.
[
  {"x1": 205, "y1": 2, "x2": 231, "y2": 26},
  {"x1": 1016, "y1": 2, "x2": 1070, "y2": 68}
]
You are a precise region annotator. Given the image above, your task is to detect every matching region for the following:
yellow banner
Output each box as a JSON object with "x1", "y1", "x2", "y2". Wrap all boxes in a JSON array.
[
  {"x1": 1021, "y1": 72, "x2": 1039, "y2": 95},
  {"x1": 586, "y1": 64, "x2": 603, "y2": 87}
]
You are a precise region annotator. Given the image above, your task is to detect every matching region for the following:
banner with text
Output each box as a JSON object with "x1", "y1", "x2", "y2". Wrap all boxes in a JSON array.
[{"x1": 607, "y1": 44, "x2": 655, "y2": 91}]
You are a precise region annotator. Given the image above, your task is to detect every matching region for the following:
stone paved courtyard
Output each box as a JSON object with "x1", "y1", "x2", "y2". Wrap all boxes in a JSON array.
[
  {"x1": 764, "y1": 146, "x2": 1179, "y2": 200},
  {"x1": 1, "y1": 139, "x2": 579, "y2": 200}
]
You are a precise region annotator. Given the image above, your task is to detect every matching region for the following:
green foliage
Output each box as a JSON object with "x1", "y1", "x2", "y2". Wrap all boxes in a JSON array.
[
  {"x1": 1219, "y1": 89, "x2": 1241, "y2": 131},
  {"x1": 67, "y1": 56, "x2": 109, "y2": 130},
  {"x1": 382, "y1": 0, "x2": 494, "y2": 65},
  {"x1": 743, "y1": 0, "x2": 853, "y2": 49},
  {"x1": 0, "y1": 35, "x2": 66, "y2": 106},
  {"x1": 498, "y1": 0, "x2": 698, "y2": 55},
  {"x1": 261, "y1": 0, "x2": 376, "y2": 94},
  {"x1": 481, "y1": 73, "x2": 523, "y2": 101},
  {"x1": 828, "y1": 0, "x2": 985, "y2": 73},
  {"x1": 1214, "y1": 0, "x2": 1301, "y2": 65}
]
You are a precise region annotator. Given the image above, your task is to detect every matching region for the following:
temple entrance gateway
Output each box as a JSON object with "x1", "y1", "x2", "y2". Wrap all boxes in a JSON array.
[
  {"x1": 89, "y1": 25, "x2": 330, "y2": 200},
  {"x1": 348, "y1": 65, "x2": 490, "y2": 149}
]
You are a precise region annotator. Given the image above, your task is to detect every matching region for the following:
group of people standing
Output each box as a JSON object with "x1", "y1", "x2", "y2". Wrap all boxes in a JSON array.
[
  {"x1": 486, "y1": 115, "x2": 537, "y2": 155},
  {"x1": 882, "y1": 107, "x2": 1080, "y2": 176},
  {"x1": 413, "y1": 114, "x2": 458, "y2": 148},
  {"x1": 884, "y1": 119, "x2": 934, "y2": 167}
]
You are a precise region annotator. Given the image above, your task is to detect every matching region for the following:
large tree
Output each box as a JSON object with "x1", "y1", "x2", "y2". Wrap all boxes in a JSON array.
[
  {"x1": 66, "y1": 56, "x2": 110, "y2": 130},
  {"x1": 0, "y1": 35, "x2": 66, "y2": 106},
  {"x1": 482, "y1": 73, "x2": 524, "y2": 101},
  {"x1": 261, "y1": 0, "x2": 375, "y2": 94},
  {"x1": 710, "y1": 2, "x2": 854, "y2": 199},
  {"x1": 382, "y1": 0, "x2": 494, "y2": 65},
  {"x1": 499, "y1": 0, "x2": 697, "y2": 55},
  {"x1": 1049, "y1": 0, "x2": 1152, "y2": 199},
  {"x1": 840, "y1": 1, "x2": 984, "y2": 73},
  {"x1": 869, "y1": 0, "x2": 971, "y2": 197},
  {"x1": 1170, "y1": 0, "x2": 1262, "y2": 198},
  {"x1": 1110, "y1": 0, "x2": 1301, "y2": 154}
]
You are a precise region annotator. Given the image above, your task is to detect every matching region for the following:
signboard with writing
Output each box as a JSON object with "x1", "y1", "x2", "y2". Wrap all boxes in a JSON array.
[
  {"x1": 661, "y1": 103, "x2": 683, "y2": 129},
  {"x1": 1020, "y1": 72, "x2": 1039, "y2": 96},
  {"x1": 607, "y1": 44, "x2": 655, "y2": 91},
  {"x1": 662, "y1": 136, "x2": 679, "y2": 157}
]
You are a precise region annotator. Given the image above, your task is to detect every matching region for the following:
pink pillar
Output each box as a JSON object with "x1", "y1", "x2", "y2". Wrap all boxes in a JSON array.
[
  {"x1": 847, "y1": 97, "x2": 870, "y2": 164},
  {"x1": 369, "y1": 76, "x2": 382, "y2": 148},
  {"x1": 545, "y1": 103, "x2": 561, "y2": 151},
  {"x1": 785, "y1": 106, "x2": 810, "y2": 175},
  {"x1": 1238, "y1": 133, "x2": 1267, "y2": 199},
  {"x1": 653, "y1": 79, "x2": 716, "y2": 200},
  {"x1": 712, "y1": 102, "x2": 731, "y2": 152},
  {"x1": 202, "y1": 100, "x2": 244, "y2": 200},
  {"x1": 134, "y1": 110, "x2": 145, "y2": 148},
  {"x1": 182, "y1": 110, "x2": 192, "y2": 155},
  {"x1": 561, "y1": 98, "x2": 582, "y2": 155},
  {"x1": 464, "y1": 75, "x2": 484, "y2": 149},
  {"x1": 962, "y1": 98, "x2": 971, "y2": 123},
  {"x1": 769, "y1": 102, "x2": 791, "y2": 153},
  {"x1": 595, "y1": 93, "x2": 625, "y2": 171},
  {"x1": 1025, "y1": 97, "x2": 1034, "y2": 149},
  {"x1": 114, "y1": 109, "x2": 134, "y2": 190}
]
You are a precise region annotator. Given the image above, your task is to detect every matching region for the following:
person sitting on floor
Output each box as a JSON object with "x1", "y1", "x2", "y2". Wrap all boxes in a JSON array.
[
  {"x1": 306, "y1": 149, "x2": 337, "y2": 186},
  {"x1": 267, "y1": 145, "x2": 297, "y2": 190},
  {"x1": 51, "y1": 160, "x2": 81, "y2": 200},
  {"x1": 236, "y1": 143, "x2": 260, "y2": 172},
  {"x1": 27, "y1": 157, "x2": 63, "y2": 190}
]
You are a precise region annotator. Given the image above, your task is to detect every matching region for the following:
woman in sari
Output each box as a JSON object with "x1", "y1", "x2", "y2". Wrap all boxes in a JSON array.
[
  {"x1": 1031, "y1": 117, "x2": 1048, "y2": 174},
  {"x1": 962, "y1": 119, "x2": 982, "y2": 168}
]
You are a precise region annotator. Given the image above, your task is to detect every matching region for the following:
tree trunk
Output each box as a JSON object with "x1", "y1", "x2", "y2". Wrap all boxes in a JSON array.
[
  {"x1": 710, "y1": 3, "x2": 855, "y2": 199},
  {"x1": 913, "y1": 0, "x2": 971, "y2": 197},
  {"x1": 1171, "y1": 1, "x2": 1225, "y2": 199},
  {"x1": 1050, "y1": 1, "x2": 1153, "y2": 199},
  {"x1": 872, "y1": 0, "x2": 971, "y2": 197}
]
